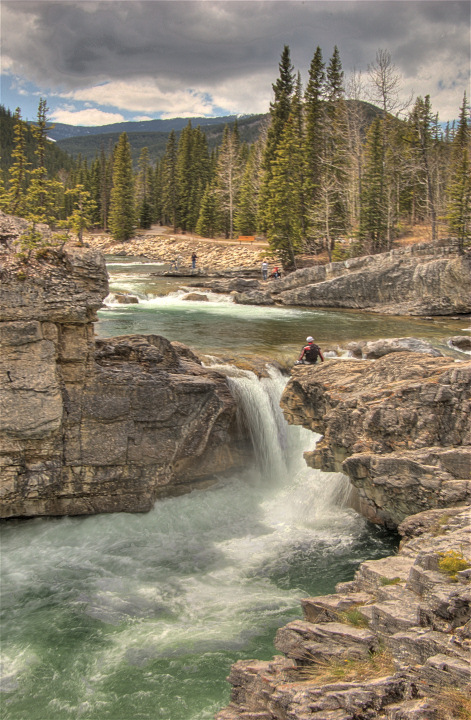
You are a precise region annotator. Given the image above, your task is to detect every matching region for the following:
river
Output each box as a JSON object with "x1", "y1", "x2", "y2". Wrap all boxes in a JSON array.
[{"x1": 0, "y1": 258, "x2": 467, "y2": 720}]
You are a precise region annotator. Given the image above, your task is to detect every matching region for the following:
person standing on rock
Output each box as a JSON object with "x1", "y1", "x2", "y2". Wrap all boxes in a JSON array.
[
  {"x1": 261, "y1": 259, "x2": 268, "y2": 281},
  {"x1": 297, "y1": 337, "x2": 324, "y2": 365},
  {"x1": 191, "y1": 252, "x2": 197, "y2": 269}
]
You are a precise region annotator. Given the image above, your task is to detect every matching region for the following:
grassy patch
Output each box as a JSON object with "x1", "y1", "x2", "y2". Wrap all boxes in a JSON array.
[
  {"x1": 298, "y1": 650, "x2": 395, "y2": 685},
  {"x1": 379, "y1": 576, "x2": 402, "y2": 586},
  {"x1": 434, "y1": 687, "x2": 471, "y2": 720},
  {"x1": 338, "y1": 608, "x2": 369, "y2": 628}
]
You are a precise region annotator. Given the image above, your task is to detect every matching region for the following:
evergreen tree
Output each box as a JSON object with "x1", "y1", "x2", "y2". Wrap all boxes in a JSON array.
[
  {"x1": 152, "y1": 158, "x2": 163, "y2": 225},
  {"x1": 7, "y1": 107, "x2": 29, "y2": 216},
  {"x1": 360, "y1": 117, "x2": 387, "y2": 249},
  {"x1": 109, "y1": 132, "x2": 135, "y2": 241},
  {"x1": 310, "y1": 47, "x2": 350, "y2": 258},
  {"x1": 176, "y1": 122, "x2": 193, "y2": 231},
  {"x1": 326, "y1": 45, "x2": 344, "y2": 103},
  {"x1": 215, "y1": 124, "x2": 242, "y2": 238},
  {"x1": 446, "y1": 94, "x2": 471, "y2": 252},
  {"x1": 235, "y1": 139, "x2": 264, "y2": 236},
  {"x1": 304, "y1": 46, "x2": 326, "y2": 215},
  {"x1": 258, "y1": 45, "x2": 295, "y2": 232},
  {"x1": 61, "y1": 184, "x2": 97, "y2": 244},
  {"x1": 196, "y1": 181, "x2": 221, "y2": 238},
  {"x1": 409, "y1": 95, "x2": 439, "y2": 241},
  {"x1": 136, "y1": 147, "x2": 153, "y2": 228},
  {"x1": 25, "y1": 98, "x2": 62, "y2": 224},
  {"x1": 162, "y1": 130, "x2": 178, "y2": 231},
  {"x1": 267, "y1": 115, "x2": 305, "y2": 268}
]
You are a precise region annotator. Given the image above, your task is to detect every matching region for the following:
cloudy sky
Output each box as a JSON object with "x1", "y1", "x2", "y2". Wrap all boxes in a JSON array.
[{"x1": 1, "y1": 0, "x2": 469, "y2": 126}]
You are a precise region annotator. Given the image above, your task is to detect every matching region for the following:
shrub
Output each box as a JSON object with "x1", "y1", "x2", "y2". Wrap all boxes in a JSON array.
[{"x1": 438, "y1": 550, "x2": 469, "y2": 581}]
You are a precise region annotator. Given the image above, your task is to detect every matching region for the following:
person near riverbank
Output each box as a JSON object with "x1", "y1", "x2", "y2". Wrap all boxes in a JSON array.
[
  {"x1": 297, "y1": 336, "x2": 324, "y2": 364},
  {"x1": 191, "y1": 252, "x2": 197, "y2": 269},
  {"x1": 261, "y1": 259, "x2": 268, "y2": 281}
]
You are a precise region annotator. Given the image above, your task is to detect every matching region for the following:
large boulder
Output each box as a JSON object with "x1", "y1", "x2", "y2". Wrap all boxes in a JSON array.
[{"x1": 0, "y1": 213, "x2": 244, "y2": 518}]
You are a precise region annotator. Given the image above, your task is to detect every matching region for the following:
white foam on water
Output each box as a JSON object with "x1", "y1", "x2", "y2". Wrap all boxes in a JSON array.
[{"x1": 0, "y1": 366, "x2": 376, "y2": 719}]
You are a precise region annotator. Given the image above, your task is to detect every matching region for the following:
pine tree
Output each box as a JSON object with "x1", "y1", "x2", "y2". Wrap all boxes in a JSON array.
[
  {"x1": 409, "y1": 95, "x2": 439, "y2": 241},
  {"x1": 176, "y1": 122, "x2": 194, "y2": 231},
  {"x1": 267, "y1": 115, "x2": 305, "y2": 268},
  {"x1": 258, "y1": 45, "x2": 295, "y2": 232},
  {"x1": 310, "y1": 47, "x2": 350, "y2": 258},
  {"x1": 326, "y1": 45, "x2": 344, "y2": 103},
  {"x1": 109, "y1": 132, "x2": 135, "y2": 241},
  {"x1": 235, "y1": 140, "x2": 263, "y2": 236},
  {"x1": 7, "y1": 107, "x2": 29, "y2": 216},
  {"x1": 215, "y1": 124, "x2": 243, "y2": 238},
  {"x1": 360, "y1": 117, "x2": 387, "y2": 249},
  {"x1": 162, "y1": 130, "x2": 178, "y2": 231},
  {"x1": 304, "y1": 46, "x2": 326, "y2": 215},
  {"x1": 61, "y1": 184, "x2": 97, "y2": 244},
  {"x1": 196, "y1": 181, "x2": 221, "y2": 238},
  {"x1": 25, "y1": 98, "x2": 62, "y2": 224},
  {"x1": 446, "y1": 94, "x2": 471, "y2": 252},
  {"x1": 136, "y1": 147, "x2": 153, "y2": 228}
]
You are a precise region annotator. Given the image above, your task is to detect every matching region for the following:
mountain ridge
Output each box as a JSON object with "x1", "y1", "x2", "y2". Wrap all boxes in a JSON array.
[{"x1": 42, "y1": 114, "x2": 260, "y2": 141}]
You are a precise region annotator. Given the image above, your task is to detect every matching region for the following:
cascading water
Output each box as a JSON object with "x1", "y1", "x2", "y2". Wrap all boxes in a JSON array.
[{"x1": 0, "y1": 367, "x2": 397, "y2": 720}]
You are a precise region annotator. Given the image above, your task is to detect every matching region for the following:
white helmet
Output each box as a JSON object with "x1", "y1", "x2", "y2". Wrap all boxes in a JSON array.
[{"x1": 306, "y1": 336, "x2": 314, "y2": 342}]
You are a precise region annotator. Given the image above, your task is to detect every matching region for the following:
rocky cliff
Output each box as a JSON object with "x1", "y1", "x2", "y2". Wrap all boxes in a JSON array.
[
  {"x1": 281, "y1": 354, "x2": 471, "y2": 527},
  {"x1": 0, "y1": 213, "x2": 243, "y2": 518},
  {"x1": 217, "y1": 354, "x2": 470, "y2": 720},
  {"x1": 233, "y1": 244, "x2": 471, "y2": 316}
]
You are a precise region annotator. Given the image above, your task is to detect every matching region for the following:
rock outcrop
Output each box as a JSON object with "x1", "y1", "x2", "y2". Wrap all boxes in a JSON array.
[
  {"x1": 218, "y1": 507, "x2": 470, "y2": 720},
  {"x1": 280, "y1": 354, "x2": 471, "y2": 527},
  {"x1": 233, "y1": 244, "x2": 471, "y2": 316},
  {"x1": 218, "y1": 354, "x2": 470, "y2": 720},
  {"x1": 0, "y1": 213, "x2": 244, "y2": 518}
]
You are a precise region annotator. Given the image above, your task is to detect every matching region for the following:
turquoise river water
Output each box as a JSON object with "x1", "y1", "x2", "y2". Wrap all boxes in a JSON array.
[{"x1": 1, "y1": 258, "x2": 468, "y2": 720}]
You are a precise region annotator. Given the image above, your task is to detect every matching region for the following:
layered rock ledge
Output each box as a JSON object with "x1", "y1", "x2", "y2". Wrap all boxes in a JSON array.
[
  {"x1": 232, "y1": 244, "x2": 471, "y2": 316},
  {"x1": 281, "y1": 354, "x2": 471, "y2": 527},
  {"x1": 0, "y1": 213, "x2": 244, "y2": 518},
  {"x1": 218, "y1": 354, "x2": 470, "y2": 720}
]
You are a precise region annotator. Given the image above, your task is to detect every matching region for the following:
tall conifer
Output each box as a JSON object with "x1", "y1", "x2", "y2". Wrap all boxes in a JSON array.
[
  {"x1": 162, "y1": 130, "x2": 178, "y2": 231},
  {"x1": 446, "y1": 94, "x2": 471, "y2": 251},
  {"x1": 109, "y1": 132, "x2": 135, "y2": 241},
  {"x1": 304, "y1": 47, "x2": 326, "y2": 212},
  {"x1": 7, "y1": 107, "x2": 29, "y2": 216},
  {"x1": 258, "y1": 45, "x2": 295, "y2": 232}
]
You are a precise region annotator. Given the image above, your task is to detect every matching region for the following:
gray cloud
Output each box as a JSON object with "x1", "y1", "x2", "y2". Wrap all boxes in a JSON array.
[{"x1": 2, "y1": 1, "x2": 469, "y2": 120}]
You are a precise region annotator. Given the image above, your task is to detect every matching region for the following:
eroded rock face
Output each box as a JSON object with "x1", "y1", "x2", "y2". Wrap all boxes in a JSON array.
[
  {"x1": 217, "y1": 508, "x2": 471, "y2": 720},
  {"x1": 280, "y1": 353, "x2": 471, "y2": 527},
  {"x1": 0, "y1": 213, "x2": 243, "y2": 518},
  {"x1": 235, "y1": 244, "x2": 471, "y2": 316}
]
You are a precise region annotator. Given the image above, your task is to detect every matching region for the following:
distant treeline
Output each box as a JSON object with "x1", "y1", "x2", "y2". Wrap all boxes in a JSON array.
[{"x1": 1, "y1": 45, "x2": 469, "y2": 264}]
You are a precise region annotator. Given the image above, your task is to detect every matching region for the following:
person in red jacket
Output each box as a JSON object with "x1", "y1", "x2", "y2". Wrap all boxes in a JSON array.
[{"x1": 298, "y1": 336, "x2": 324, "y2": 364}]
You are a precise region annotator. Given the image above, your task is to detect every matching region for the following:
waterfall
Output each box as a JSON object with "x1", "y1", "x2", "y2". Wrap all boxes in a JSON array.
[
  {"x1": 0, "y1": 364, "x2": 393, "y2": 720},
  {"x1": 207, "y1": 362, "x2": 354, "y2": 512}
]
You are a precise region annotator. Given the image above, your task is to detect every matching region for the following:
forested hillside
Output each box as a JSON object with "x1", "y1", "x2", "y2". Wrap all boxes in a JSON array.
[
  {"x1": 45, "y1": 114, "x2": 255, "y2": 141},
  {"x1": 55, "y1": 114, "x2": 267, "y2": 165},
  {"x1": 1, "y1": 45, "x2": 469, "y2": 265},
  {"x1": 0, "y1": 106, "x2": 74, "y2": 175}
]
